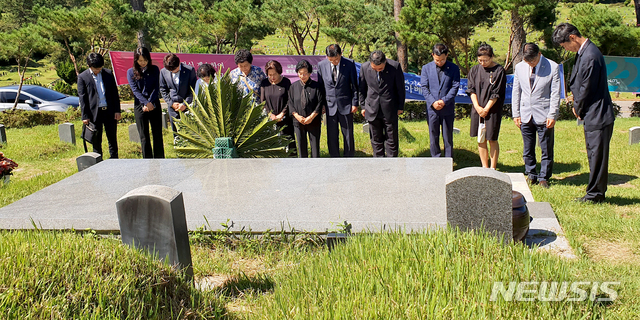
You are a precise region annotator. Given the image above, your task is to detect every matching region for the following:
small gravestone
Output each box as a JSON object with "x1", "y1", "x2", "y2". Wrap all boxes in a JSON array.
[
  {"x1": 162, "y1": 112, "x2": 169, "y2": 129},
  {"x1": 446, "y1": 167, "x2": 512, "y2": 242},
  {"x1": 76, "y1": 152, "x2": 102, "y2": 172},
  {"x1": 363, "y1": 122, "x2": 370, "y2": 134},
  {"x1": 129, "y1": 124, "x2": 140, "y2": 143},
  {"x1": 629, "y1": 127, "x2": 640, "y2": 145},
  {"x1": 116, "y1": 185, "x2": 193, "y2": 279},
  {"x1": 453, "y1": 127, "x2": 460, "y2": 134},
  {"x1": 58, "y1": 123, "x2": 75, "y2": 145},
  {"x1": 577, "y1": 119, "x2": 584, "y2": 126},
  {"x1": 0, "y1": 124, "x2": 6, "y2": 144}
]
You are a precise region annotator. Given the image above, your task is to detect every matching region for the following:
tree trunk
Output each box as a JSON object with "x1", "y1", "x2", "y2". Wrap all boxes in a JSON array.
[
  {"x1": 507, "y1": 10, "x2": 526, "y2": 71},
  {"x1": 11, "y1": 55, "x2": 30, "y2": 112},
  {"x1": 130, "y1": 0, "x2": 147, "y2": 48},
  {"x1": 635, "y1": 0, "x2": 640, "y2": 27},
  {"x1": 394, "y1": 0, "x2": 408, "y2": 72},
  {"x1": 63, "y1": 38, "x2": 80, "y2": 76}
]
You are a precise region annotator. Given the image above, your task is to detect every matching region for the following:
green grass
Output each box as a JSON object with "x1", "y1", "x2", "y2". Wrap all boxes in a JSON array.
[
  {"x1": 3, "y1": 117, "x2": 639, "y2": 318},
  {"x1": 0, "y1": 58, "x2": 60, "y2": 88}
]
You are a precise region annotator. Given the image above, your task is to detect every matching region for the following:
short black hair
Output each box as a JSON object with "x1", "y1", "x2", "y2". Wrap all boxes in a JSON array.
[
  {"x1": 522, "y1": 43, "x2": 540, "y2": 62},
  {"x1": 326, "y1": 44, "x2": 342, "y2": 57},
  {"x1": 265, "y1": 60, "x2": 283, "y2": 75},
  {"x1": 234, "y1": 49, "x2": 253, "y2": 65},
  {"x1": 295, "y1": 59, "x2": 313, "y2": 74},
  {"x1": 86, "y1": 52, "x2": 104, "y2": 68},
  {"x1": 370, "y1": 50, "x2": 386, "y2": 65},
  {"x1": 163, "y1": 53, "x2": 180, "y2": 70},
  {"x1": 477, "y1": 43, "x2": 494, "y2": 58},
  {"x1": 432, "y1": 43, "x2": 449, "y2": 56},
  {"x1": 197, "y1": 63, "x2": 216, "y2": 79},
  {"x1": 552, "y1": 23, "x2": 582, "y2": 46}
]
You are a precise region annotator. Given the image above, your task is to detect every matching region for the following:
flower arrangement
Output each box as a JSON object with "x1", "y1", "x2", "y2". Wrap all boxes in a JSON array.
[{"x1": 0, "y1": 152, "x2": 18, "y2": 184}]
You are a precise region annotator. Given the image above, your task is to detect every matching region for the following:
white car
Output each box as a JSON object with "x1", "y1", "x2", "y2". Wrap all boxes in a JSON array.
[{"x1": 0, "y1": 85, "x2": 79, "y2": 112}]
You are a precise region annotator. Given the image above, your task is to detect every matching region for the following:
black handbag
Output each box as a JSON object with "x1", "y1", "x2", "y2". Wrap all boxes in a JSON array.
[{"x1": 82, "y1": 122, "x2": 97, "y2": 152}]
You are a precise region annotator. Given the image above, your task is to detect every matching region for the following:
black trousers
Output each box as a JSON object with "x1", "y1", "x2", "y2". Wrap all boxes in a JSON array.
[
  {"x1": 521, "y1": 120, "x2": 554, "y2": 182},
  {"x1": 93, "y1": 108, "x2": 118, "y2": 159},
  {"x1": 326, "y1": 112, "x2": 355, "y2": 157},
  {"x1": 277, "y1": 118, "x2": 297, "y2": 156},
  {"x1": 134, "y1": 101, "x2": 165, "y2": 158},
  {"x1": 428, "y1": 112, "x2": 454, "y2": 158},
  {"x1": 369, "y1": 116, "x2": 398, "y2": 157},
  {"x1": 294, "y1": 123, "x2": 321, "y2": 158},
  {"x1": 168, "y1": 107, "x2": 180, "y2": 138},
  {"x1": 584, "y1": 123, "x2": 614, "y2": 200}
]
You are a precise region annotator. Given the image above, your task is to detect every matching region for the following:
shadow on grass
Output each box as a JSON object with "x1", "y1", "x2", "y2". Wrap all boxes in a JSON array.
[
  {"x1": 605, "y1": 195, "x2": 640, "y2": 206},
  {"x1": 219, "y1": 273, "x2": 274, "y2": 298},
  {"x1": 553, "y1": 173, "x2": 638, "y2": 187}
]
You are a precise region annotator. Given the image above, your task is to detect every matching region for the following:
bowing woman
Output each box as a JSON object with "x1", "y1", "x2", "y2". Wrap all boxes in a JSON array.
[
  {"x1": 466, "y1": 43, "x2": 506, "y2": 169},
  {"x1": 126, "y1": 47, "x2": 165, "y2": 158},
  {"x1": 287, "y1": 60, "x2": 326, "y2": 158},
  {"x1": 260, "y1": 60, "x2": 296, "y2": 155}
]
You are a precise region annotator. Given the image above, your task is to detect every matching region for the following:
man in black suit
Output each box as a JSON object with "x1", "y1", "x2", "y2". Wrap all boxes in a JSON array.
[
  {"x1": 159, "y1": 53, "x2": 197, "y2": 139},
  {"x1": 77, "y1": 52, "x2": 121, "y2": 158},
  {"x1": 553, "y1": 23, "x2": 616, "y2": 203},
  {"x1": 420, "y1": 43, "x2": 461, "y2": 159},
  {"x1": 359, "y1": 50, "x2": 405, "y2": 157},
  {"x1": 317, "y1": 44, "x2": 359, "y2": 157}
]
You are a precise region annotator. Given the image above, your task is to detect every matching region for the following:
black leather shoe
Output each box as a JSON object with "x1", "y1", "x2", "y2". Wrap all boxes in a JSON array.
[
  {"x1": 525, "y1": 176, "x2": 538, "y2": 185},
  {"x1": 574, "y1": 196, "x2": 604, "y2": 204},
  {"x1": 539, "y1": 180, "x2": 549, "y2": 189}
]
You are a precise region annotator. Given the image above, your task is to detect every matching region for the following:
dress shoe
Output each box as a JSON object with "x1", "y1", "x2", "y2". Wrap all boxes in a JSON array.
[
  {"x1": 574, "y1": 196, "x2": 604, "y2": 204},
  {"x1": 539, "y1": 180, "x2": 549, "y2": 189},
  {"x1": 525, "y1": 176, "x2": 538, "y2": 185}
]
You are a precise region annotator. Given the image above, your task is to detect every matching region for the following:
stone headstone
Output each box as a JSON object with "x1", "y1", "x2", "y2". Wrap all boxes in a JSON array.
[
  {"x1": 0, "y1": 124, "x2": 6, "y2": 144},
  {"x1": 129, "y1": 124, "x2": 140, "y2": 143},
  {"x1": 116, "y1": 185, "x2": 193, "y2": 279},
  {"x1": 76, "y1": 152, "x2": 102, "y2": 172},
  {"x1": 629, "y1": 126, "x2": 640, "y2": 145},
  {"x1": 446, "y1": 167, "x2": 512, "y2": 242},
  {"x1": 453, "y1": 127, "x2": 460, "y2": 134},
  {"x1": 162, "y1": 112, "x2": 169, "y2": 129},
  {"x1": 58, "y1": 123, "x2": 75, "y2": 145},
  {"x1": 577, "y1": 119, "x2": 584, "y2": 126},
  {"x1": 363, "y1": 122, "x2": 370, "y2": 134}
]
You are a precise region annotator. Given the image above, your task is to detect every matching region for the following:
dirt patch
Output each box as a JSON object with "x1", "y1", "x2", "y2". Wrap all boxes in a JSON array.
[
  {"x1": 195, "y1": 274, "x2": 231, "y2": 291},
  {"x1": 504, "y1": 150, "x2": 518, "y2": 154},
  {"x1": 583, "y1": 240, "x2": 640, "y2": 264}
]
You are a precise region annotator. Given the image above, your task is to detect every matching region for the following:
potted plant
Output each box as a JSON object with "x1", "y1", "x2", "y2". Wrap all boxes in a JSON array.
[{"x1": 0, "y1": 152, "x2": 18, "y2": 186}]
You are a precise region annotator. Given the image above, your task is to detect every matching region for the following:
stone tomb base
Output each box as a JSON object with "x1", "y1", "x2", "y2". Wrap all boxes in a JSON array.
[{"x1": 0, "y1": 158, "x2": 453, "y2": 232}]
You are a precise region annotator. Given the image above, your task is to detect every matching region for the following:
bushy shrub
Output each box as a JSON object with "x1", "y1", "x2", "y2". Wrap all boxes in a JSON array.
[
  {"x1": 455, "y1": 103, "x2": 471, "y2": 119},
  {"x1": 631, "y1": 101, "x2": 640, "y2": 117},
  {"x1": 55, "y1": 60, "x2": 83, "y2": 85},
  {"x1": 0, "y1": 109, "x2": 81, "y2": 128},
  {"x1": 119, "y1": 109, "x2": 136, "y2": 123},
  {"x1": 52, "y1": 80, "x2": 78, "y2": 96},
  {"x1": 118, "y1": 84, "x2": 134, "y2": 101},
  {"x1": 398, "y1": 101, "x2": 427, "y2": 121}
]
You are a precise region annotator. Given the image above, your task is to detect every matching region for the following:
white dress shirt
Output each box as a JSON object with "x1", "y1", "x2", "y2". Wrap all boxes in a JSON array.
[{"x1": 91, "y1": 71, "x2": 107, "y2": 107}]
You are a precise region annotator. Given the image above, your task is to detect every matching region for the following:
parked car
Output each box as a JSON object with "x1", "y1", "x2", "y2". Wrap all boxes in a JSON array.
[{"x1": 0, "y1": 85, "x2": 79, "y2": 112}]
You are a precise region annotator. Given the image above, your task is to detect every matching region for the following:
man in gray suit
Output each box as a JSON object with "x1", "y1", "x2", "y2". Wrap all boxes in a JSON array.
[
  {"x1": 512, "y1": 43, "x2": 561, "y2": 189},
  {"x1": 553, "y1": 23, "x2": 616, "y2": 203},
  {"x1": 159, "y1": 53, "x2": 197, "y2": 139}
]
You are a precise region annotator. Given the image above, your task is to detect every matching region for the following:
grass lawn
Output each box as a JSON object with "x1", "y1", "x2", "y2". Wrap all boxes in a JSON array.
[{"x1": 1, "y1": 116, "x2": 639, "y2": 318}]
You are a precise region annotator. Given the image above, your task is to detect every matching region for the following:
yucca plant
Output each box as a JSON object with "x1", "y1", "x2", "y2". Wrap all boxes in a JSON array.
[{"x1": 173, "y1": 70, "x2": 290, "y2": 158}]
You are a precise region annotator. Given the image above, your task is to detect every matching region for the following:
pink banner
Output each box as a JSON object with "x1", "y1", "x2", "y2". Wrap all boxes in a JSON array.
[{"x1": 109, "y1": 51, "x2": 325, "y2": 86}]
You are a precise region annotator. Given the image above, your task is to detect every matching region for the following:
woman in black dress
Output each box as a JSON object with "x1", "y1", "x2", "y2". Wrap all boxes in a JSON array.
[
  {"x1": 466, "y1": 44, "x2": 506, "y2": 169},
  {"x1": 287, "y1": 59, "x2": 325, "y2": 158},
  {"x1": 126, "y1": 47, "x2": 165, "y2": 158},
  {"x1": 260, "y1": 60, "x2": 296, "y2": 155}
]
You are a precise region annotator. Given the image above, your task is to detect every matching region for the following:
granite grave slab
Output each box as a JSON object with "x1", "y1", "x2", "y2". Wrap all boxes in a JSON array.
[
  {"x1": 129, "y1": 124, "x2": 140, "y2": 143},
  {"x1": 0, "y1": 158, "x2": 452, "y2": 233},
  {"x1": 629, "y1": 126, "x2": 640, "y2": 145},
  {"x1": 76, "y1": 152, "x2": 102, "y2": 172}
]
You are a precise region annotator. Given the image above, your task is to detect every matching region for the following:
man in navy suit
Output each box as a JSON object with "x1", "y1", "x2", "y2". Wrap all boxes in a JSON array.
[
  {"x1": 317, "y1": 44, "x2": 359, "y2": 157},
  {"x1": 360, "y1": 50, "x2": 405, "y2": 157},
  {"x1": 77, "y1": 52, "x2": 121, "y2": 158},
  {"x1": 553, "y1": 23, "x2": 616, "y2": 203},
  {"x1": 159, "y1": 53, "x2": 197, "y2": 139},
  {"x1": 420, "y1": 44, "x2": 460, "y2": 158}
]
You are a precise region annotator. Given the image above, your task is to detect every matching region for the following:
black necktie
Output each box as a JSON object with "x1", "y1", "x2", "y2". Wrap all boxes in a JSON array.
[
  {"x1": 436, "y1": 66, "x2": 442, "y2": 83},
  {"x1": 530, "y1": 66, "x2": 536, "y2": 88},
  {"x1": 376, "y1": 71, "x2": 380, "y2": 83},
  {"x1": 332, "y1": 65, "x2": 337, "y2": 83},
  {"x1": 301, "y1": 84, "x2": 307, "y2": 109}
]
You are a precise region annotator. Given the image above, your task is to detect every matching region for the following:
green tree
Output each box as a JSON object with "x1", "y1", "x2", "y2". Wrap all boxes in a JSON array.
[
  {"x1": 398, "y1": 0, "x2": 496, "y2": 75},
  {"x1": 0, "y1": 24, "x2": 52, "y2": 111},
  {"x1": 174, "y1": 71, "x2": 290, "y2": 158},
  {"x1": 0, "y1": 0, "x2": 86, "y2": 31},
  {"x1": 493, "y1": 0, "x2": 557, "y2": 70},
  {"x1": 570, "y1": 3, "x2": 640, "y2": 56},
  {"x1": 262, "y1": 0, "x2": 323, "y2": 55}
]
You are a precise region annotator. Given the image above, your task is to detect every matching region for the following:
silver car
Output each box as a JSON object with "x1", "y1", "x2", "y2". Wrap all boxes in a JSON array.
[{"x1": 0, "y1": 85, "x2": 79, "y2": 112}]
